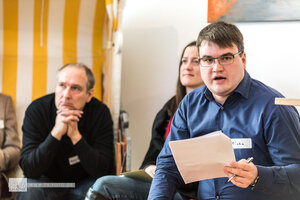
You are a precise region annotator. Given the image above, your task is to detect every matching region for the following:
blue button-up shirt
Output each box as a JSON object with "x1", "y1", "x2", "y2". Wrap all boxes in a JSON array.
[{"x1": 148, "y1": 71, "x2": 300, "y2": 200}]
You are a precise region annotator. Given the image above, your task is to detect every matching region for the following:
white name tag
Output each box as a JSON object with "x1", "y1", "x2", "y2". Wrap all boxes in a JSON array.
[
  {"x1": 0, "y1": 120, "x2": 4, "y2": 129},
  {"x1": 69, "y1": 155, "x2": 80, "y2": 165},
  {"x1": 231, "y1": 138, "x2": 252, "y2": 149}
]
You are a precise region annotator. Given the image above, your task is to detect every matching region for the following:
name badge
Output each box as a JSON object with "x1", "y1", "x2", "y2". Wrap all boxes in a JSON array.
[
  {"x1": 69, "y1": 155, "x2": 80, "y2": 165},
  {"x1": 0, "y1": 120, "x2": 4, "y2": 129},
  {"x1": 231, "y1": 138, "x2": 252, "y2": 149}
]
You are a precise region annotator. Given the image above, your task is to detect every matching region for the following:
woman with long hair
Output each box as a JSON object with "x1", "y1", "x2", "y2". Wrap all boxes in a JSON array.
[{"x1": 86, "y1": 41, "x2": 204, "y2": 200}]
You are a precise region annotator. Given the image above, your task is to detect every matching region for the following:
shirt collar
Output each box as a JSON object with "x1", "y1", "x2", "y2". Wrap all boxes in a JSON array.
[
  {"x1": 234, "y1": 70, "x2": 251, "y2": 99},
  {"x1": 204, "y1": 70, "x2": 251, "y2": 101}
]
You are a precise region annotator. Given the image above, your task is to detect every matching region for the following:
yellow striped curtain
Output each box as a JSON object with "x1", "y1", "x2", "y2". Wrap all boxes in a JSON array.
[{"x1": 0, "y1": 0, "x2": 123, "y2": 135}]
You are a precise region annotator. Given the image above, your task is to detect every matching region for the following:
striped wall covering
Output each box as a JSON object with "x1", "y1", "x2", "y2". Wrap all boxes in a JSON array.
[{"x1": 0, "y1": 0, "x2": 122, "y2": 136}]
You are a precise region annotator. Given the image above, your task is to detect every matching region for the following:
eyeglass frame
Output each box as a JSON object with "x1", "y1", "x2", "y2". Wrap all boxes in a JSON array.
[{"x1": 198, "y1": 51, "x2": 242, "y2": 67}]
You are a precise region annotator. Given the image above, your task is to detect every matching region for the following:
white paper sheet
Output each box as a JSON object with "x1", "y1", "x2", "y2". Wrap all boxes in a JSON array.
[{"x1": 169, "y1": 131, "x2": 235, "y2": 184}]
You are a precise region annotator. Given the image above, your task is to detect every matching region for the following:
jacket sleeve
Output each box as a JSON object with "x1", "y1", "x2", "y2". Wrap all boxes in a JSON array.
[
  {"x1": 73, "y1": 104, "x2": 114, "y2": 177},
  {"x1": 0, "y1": 95, "x2": 21, "y2": 172},
  {"x1": 19, "y1": 103, "x2": 60, "y2": 179},
  {"x1": 140, "y1": 107, "x2": 169, "y2": 169}
]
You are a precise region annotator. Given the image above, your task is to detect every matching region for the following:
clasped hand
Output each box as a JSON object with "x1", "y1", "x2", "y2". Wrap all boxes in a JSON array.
[{"x1": 51, "y1": 108, "x2": 83, "y2": 144}]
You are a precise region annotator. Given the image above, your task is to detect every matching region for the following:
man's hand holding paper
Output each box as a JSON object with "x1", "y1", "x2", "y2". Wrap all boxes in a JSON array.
[{"x1": 169, "y1": 130, "x2": 236, "y2": 184}]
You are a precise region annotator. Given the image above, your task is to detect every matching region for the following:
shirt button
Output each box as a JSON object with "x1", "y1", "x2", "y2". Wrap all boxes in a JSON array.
[
  {"x1": 216, "y1": 195, "x2": 220, "y2": 199},
  {"x1": 220, "y1": 107, "x2": 224, "y2": 110}
]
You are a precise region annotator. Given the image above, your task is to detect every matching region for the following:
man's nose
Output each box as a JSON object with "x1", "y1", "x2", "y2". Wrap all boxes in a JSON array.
[
  {"x1": 62, "y1": 87, "x2": 71, "y2": 97},
  {"x1": 212, "y1": 59, "x2": 224, "y2": 72}
]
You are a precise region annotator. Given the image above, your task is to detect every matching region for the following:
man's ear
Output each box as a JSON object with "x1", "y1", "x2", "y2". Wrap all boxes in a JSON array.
[
  {"x1": 242, "y1": 52, "x2": 246, "y2": 69},
  {"x1": 86, "y1": 88, "x2": 94, "y2": 103}
]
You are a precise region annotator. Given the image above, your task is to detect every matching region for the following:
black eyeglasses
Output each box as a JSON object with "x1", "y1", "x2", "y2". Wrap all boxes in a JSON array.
[{"x1": 199, "y1": 52, "x2": 242, "y2": 67}]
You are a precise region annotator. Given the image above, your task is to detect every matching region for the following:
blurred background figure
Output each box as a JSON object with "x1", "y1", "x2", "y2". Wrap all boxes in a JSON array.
[{"x1": 0, "y1": 93, "x2": 21, "y2": 199}]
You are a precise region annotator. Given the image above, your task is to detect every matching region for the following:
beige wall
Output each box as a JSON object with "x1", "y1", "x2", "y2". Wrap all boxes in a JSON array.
[{"x1": 121, "y1": 0, "x2": 207, "y2": 170}]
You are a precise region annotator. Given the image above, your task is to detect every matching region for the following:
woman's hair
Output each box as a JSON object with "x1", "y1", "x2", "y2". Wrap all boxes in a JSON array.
[{"x1": 165, "y1": 41, "x2": 197, "y2": 117}]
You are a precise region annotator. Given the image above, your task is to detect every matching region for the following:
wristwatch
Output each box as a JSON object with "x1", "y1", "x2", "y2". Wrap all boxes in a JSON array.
[{"x1": 250, "y1": 175, "x2": 259, "y2": 188}]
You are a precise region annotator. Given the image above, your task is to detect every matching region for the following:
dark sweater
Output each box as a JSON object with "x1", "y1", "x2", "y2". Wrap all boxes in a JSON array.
[{"x1": 19, "y1": 93, "x2": 115, "y2": 182}]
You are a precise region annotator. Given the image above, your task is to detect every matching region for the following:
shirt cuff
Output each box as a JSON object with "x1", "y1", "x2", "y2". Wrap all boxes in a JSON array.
[{"x1": 252, "y1": 165, "x2": 271, "y2": 192}]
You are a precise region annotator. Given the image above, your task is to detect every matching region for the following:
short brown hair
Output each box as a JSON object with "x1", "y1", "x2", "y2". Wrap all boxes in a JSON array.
[{"x1": 197, "y1": 21, "x2": 244, "y2": 56}]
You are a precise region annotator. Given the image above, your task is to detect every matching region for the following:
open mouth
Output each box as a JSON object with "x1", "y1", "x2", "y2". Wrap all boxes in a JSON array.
[{"x1": 214, "y1": 76, "x2": 226, "y2": 80}]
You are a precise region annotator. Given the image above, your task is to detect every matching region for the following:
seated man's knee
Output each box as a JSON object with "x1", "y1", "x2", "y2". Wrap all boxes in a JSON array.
[
  {"x1": 92, "y1": 175, "x2": 117, "y2": 193},
  {"x1": 86, "y1": 176, "x2": 118, "y2": 200}
]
